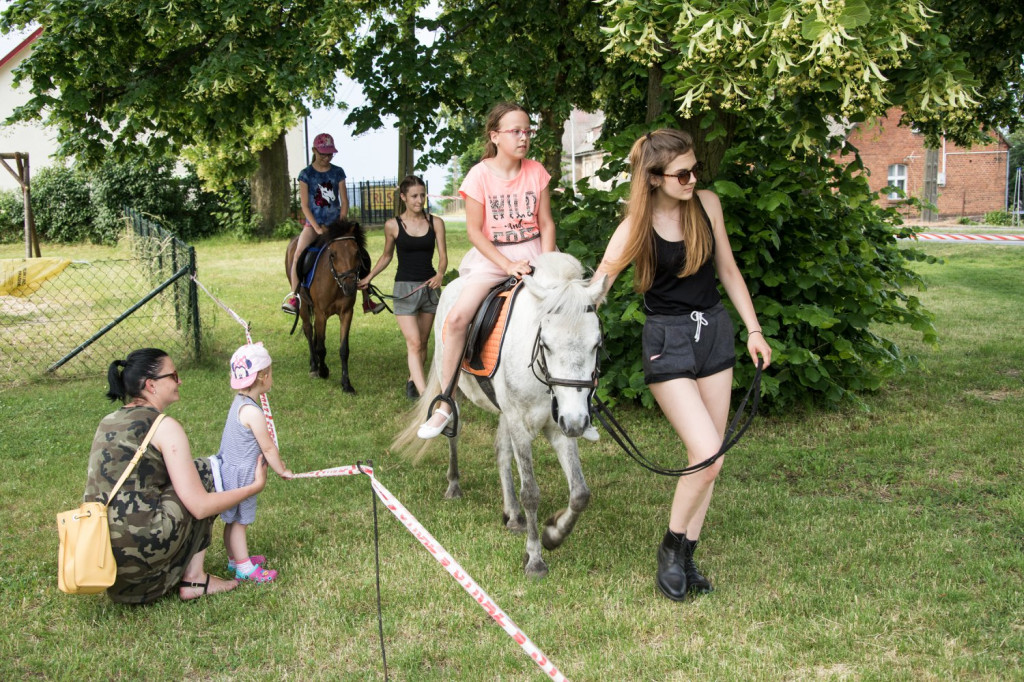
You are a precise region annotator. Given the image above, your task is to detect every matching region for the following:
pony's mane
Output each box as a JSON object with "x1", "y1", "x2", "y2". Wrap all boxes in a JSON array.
[
  {"x1": 316, "y1": 218, "x2": 366, "y2": 251},
  {"x1": 530, "y1": 252, "x2": 596, "y2": 329}
]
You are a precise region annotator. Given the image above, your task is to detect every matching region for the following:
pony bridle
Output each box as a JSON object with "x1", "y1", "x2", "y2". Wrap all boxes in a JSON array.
[
  {"x1": 529, "y1": 308, "x2": 601, "y2": 424},
  {"x1": 327, "y1": 236, "x2": 359, "y2": 297}
]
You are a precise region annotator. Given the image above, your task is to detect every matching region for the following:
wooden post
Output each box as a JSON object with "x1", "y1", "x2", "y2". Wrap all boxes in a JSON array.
[{"x1": 0, "y1": 152, "x2": 40, "y2": 257}]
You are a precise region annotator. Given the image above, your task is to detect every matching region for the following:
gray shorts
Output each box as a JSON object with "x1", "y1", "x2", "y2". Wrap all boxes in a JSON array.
[
  {"x1": 393, "y1": 280, "x2": 439, "y2": 316},
  {"x1": 642, "y1": 302, "x2": 736, "y2": 384}
]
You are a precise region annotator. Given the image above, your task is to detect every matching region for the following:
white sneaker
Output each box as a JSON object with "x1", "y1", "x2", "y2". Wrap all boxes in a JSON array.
[{"x1": 581, "y1": 425, "x2": 600, "y2": 442}]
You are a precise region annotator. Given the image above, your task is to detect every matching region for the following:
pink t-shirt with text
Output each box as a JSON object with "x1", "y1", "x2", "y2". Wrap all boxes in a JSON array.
[{"x1": 459, "y1": 158, "x2": 551, "y2": 244}]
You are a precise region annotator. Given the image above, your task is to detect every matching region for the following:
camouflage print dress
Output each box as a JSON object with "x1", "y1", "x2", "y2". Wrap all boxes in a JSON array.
[{"x1": 83, "y1": 405, "x2": 215, "y2": 605}]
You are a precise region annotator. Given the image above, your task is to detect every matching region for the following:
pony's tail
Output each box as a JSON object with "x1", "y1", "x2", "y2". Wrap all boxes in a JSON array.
[{"x1": 390, "y1": 361, "x2": 443, "y2": 462}]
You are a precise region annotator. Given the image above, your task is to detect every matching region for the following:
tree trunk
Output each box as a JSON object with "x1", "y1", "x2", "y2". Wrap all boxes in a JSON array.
[
  {"x1": 674, "y1": 110, "x2": 737, "y2": 181},
  {"x1": 647, "y1": 63, "x2": 736, "y2": 179},
  {"x1": 646, "y1": 64, "x2": 665, "y2": 124},
  {"x1": 396, "y1": 126, "x2": 415, "y2": 214},
  {"x1": 250, "y1": 131, "x2": 290, "y2": 237},
  {"x1": 540, "y1": 107, "x2": 563, "y2": 189}
]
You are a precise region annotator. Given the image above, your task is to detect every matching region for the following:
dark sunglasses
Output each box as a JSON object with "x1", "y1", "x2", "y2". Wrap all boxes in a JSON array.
[
  {"x1": 657, "y1": 161, "x2": 704, "y2": 185},
  {"x1": 151, "y1": 371, "x2": 179, "y2": 383}
]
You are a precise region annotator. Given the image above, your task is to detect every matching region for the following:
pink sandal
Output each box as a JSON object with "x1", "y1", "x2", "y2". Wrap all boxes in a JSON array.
[{"x1": 236, "y1": 563, "x2": 277, "y2": 583}]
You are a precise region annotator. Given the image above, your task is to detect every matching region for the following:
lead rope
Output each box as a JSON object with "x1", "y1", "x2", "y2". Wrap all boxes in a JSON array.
[
  {"x1": 358, "y1": 460, "x2": 388, "y2": 681},
  {"x1": 192, "y1": 275, "x2": 279, "y2": 446},
  {"x1": 592, "y1": 359, "x2": 763, "y2": 477},
  {"x1": 365, "y1": 283, "x2": 395, "y2": 314}
]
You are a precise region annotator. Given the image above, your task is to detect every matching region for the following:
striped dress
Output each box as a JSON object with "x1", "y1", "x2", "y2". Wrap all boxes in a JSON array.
[{"x1": 217, "y1": 394, "x2": 263, "y2": 524}]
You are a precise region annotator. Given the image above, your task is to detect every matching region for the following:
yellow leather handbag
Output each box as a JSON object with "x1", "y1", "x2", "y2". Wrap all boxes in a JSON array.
[{"x1": 57, "y1": 414, "x2": 165, "y2": 594}]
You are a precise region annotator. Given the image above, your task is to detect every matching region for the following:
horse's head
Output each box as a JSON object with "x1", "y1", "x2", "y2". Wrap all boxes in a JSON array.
[
  {"x1": 523, "y1": 253, "x2": 607, "y2": 438},
  {"x1": 322, "y1": 219, "x2": 365, "y2": 297}
]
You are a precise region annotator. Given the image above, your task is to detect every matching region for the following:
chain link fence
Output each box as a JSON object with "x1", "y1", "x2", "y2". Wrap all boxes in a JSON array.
[{"x1": 1, "y1": 209, "x2": 200, "y2": 385}]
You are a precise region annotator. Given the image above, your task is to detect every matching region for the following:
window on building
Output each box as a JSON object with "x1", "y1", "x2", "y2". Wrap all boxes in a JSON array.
[{"x1": 887, "y1": 164, "x2": 908, "y2": 200}]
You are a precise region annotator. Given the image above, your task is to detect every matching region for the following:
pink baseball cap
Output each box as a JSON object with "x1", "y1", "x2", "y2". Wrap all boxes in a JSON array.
[
  {"x1": 312, "y1": 133, "x2": 338, "y2": 154},
  {"x1": 230, "y1": 342, "x2": 272, "y2": 389}
]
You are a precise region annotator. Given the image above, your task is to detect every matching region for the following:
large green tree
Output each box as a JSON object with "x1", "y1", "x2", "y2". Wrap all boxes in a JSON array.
[{"x1": 1, "y1": 0, "x2": 364, "y2": 235}]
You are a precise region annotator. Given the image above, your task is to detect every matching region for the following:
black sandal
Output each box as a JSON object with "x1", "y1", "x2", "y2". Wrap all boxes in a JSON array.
[{"x1": 179, "y1": 573, "x2": 210, "y2": 596}]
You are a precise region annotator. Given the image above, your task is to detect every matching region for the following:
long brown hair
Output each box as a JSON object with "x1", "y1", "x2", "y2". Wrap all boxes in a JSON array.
[
  {"x1": 607, "y1": 129, "x2": 711, "y2": 293},
  {"x1": 481, "y1": 102, "x2": 528, "y2": 160}
]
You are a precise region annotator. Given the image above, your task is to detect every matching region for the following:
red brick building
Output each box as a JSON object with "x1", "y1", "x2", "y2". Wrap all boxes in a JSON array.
[{"x1": 835, "y1": 108, "x2": 1010, "y2": 220}]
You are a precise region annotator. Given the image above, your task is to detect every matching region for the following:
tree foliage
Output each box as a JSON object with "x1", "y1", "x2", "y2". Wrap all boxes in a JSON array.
[
  {"x1": 1, "y1": 0, "x2": 367, "y2": 234},
  {"x1": 603, "y1": 0, "x2": 995, "y2": 149},
  {"x1": 345, "y1": 0, "x2": 607, "y2": 182}
]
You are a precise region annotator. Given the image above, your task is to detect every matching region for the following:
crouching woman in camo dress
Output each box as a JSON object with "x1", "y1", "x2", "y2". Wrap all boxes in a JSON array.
[{"x1": 83, "y1": 348, "x2": 268, "y2": 604}]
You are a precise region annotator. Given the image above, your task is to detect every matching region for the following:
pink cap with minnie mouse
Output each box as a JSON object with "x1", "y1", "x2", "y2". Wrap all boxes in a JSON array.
[
  {"x1": 230, "y1": 342, "x2": 272, "y2": 389},
  {"x1": 312, "y1": 133, "x2": 338, "y2": 154}
]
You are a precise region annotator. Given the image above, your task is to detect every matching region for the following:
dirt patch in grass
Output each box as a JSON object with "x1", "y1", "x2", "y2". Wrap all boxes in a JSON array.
[{"x1": 964, "y1": 388, "x2": 1024, "y2": 402}]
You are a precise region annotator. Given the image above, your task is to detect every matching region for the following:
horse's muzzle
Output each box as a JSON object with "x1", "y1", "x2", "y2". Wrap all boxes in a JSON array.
[{"x1": 552, "y1": 396, "x2": 591, "y2": 437}]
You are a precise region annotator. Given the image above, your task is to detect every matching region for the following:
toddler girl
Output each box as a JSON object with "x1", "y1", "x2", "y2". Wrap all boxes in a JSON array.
[{"x1": 216, "y1": 342, "x2": 293, "y2": 583}]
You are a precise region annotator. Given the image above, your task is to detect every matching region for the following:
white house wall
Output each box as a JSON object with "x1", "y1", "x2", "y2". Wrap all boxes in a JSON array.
[{"x1": 0, "y1": 38, "x2": 60, "y2": 191}]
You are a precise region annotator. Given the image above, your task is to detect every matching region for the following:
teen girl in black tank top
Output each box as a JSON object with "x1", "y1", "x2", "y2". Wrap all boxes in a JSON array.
[
  {"x1": 643, "y1": 198, "x2": 721, "y2": 314},
  {"x1": 395, "y1": 216, "x2": 437, "y2": 283}
]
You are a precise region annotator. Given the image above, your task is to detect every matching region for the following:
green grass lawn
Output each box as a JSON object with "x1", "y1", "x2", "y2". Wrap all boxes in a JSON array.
[{"x1": 1, "y1": 237, "x2": 1022, "y2": 680}]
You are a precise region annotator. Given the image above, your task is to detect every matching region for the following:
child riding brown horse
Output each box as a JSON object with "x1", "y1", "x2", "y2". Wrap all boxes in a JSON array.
[{"x1": 284, "y1": 219, "x2": 367, "y2": 393}]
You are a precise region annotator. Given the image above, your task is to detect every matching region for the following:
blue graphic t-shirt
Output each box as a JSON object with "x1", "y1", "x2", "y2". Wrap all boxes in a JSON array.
[{"x1": 298, "y1": 164, "x2": 347, "y2": 227}]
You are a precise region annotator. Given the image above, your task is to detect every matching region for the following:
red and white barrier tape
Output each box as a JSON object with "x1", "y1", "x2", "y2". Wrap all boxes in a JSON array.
[
  {"x1": 191, "y1": 276, "x2": 279, "y2": 447},
  {"x1": 912, "y1": 232, "x2": 1024, "y2": 242},
  {"x1": 189, "y1": 278, "x2": 565, "y2": 677},
  {"x1": 294, "y1": 463, "x2": 568, "y2": 681}
]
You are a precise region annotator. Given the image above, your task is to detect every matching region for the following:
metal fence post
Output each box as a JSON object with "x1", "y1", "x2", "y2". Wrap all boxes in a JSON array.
[{"x1": 189, "y1": 245, "x2": 201, "y2": 359}]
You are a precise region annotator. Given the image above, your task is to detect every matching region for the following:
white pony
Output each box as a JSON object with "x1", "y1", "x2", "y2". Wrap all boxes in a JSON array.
[{"x1": 393, "y1": 252, "x2": 606, "y2": 578}]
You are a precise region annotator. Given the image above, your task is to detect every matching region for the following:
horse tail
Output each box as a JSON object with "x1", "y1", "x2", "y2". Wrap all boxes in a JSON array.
[{"x1": 390, "y1": 361, "x2": 442, "y2": 462}]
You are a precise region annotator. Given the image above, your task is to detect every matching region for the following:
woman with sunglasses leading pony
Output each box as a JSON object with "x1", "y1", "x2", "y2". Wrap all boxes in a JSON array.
[
  {"x1": 594, "y1": 129, "x2": 772, "y2": 601},
  {"x1": 82, "y1": 348, "x2": 269, "y2": 603}
]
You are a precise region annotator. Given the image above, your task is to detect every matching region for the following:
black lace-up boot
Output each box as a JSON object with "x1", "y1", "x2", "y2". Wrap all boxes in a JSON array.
[
  {"x1": 683, "y1": 539, "x2": 713, "y2": 594},
  {"x1": 655, "y1": 529, "x2": 688, "y2": 601}
]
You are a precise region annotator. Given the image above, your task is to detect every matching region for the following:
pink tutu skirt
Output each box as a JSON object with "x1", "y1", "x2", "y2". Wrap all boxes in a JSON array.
[{"x1": 458, "y1": 240, "x2": 544, "y2": 286}]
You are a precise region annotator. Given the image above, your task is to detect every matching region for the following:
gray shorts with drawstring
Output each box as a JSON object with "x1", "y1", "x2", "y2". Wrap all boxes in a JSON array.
[
  {"x1": 393, "y1": 280, "x2": 439, "y2": 316},
  {"x1": 641, "y1": 302, "x2": 736, "y2": 384}
]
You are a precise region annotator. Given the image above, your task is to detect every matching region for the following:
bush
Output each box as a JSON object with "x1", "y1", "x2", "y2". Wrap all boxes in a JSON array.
[
  {"x1": 92, "y1": 158, "x2": 221, "y2": 243},
  {"x1": 211, "y1": 179, "x2": 262, "y2": 239},
  {"x1": 982, "y1": 210, "x2": 1013, "y2": 226},
  {"x1": 0, "y1": 189, "x2": 24, "y2": 244},
  {"x1": 32, "y1": 166, "x2": 99, "y2": 243},
  {"x1": 556, "y1": 124, "x2": 938, "y2": 412}
]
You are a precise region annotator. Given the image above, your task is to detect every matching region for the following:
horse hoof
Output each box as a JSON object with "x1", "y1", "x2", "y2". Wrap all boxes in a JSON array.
[
  {"x1": 503, "y1": 512, "x2": 526, "y2": 533},
  {"x1": 309, "y1": 371, "x2": 320, "y2": 379},
  {"x1": 522, "y1": 554, "x2": 549, "y2": 579},
  {"x1": 542, "y1": 509, "x2": 567, "y2": 550},
  {"x1": 341, "y1": 383, "x2": 355, "y2": 394},
  {"x1": 444, "y1": 483, "x2": 462, "y2": 499},
  {"x1": 542, "y1": 527, "x2": 564, "y2": 551}
]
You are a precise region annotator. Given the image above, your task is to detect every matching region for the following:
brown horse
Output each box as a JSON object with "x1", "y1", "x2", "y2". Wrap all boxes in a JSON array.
[{"x1": 285, "y1": 219, "x2": 366, "y2": 393}]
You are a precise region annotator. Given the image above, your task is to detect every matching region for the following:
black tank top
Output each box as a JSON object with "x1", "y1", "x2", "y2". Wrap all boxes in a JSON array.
[
  {"x1": 395, "y1": 216, "x2": 437, "y2": 282},
  {"x1": 642, "y1": 199, "x2": 721, "y2": 314}
]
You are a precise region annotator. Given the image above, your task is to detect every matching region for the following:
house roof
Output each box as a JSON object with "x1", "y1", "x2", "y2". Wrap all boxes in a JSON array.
[{"x1": 0, "y1": 26, "x2": 43, "y2": 72}]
